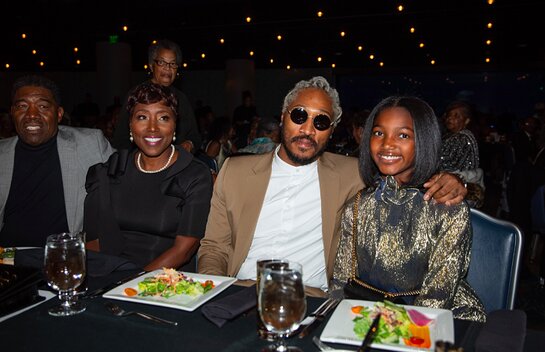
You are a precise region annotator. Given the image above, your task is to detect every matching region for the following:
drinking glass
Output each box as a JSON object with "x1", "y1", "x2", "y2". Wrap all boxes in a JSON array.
[
  {"x1": 256, "y1": 258, "x2": 286, "y2": 341},
  {"x1": 258, "y1": 261, "x2": 306, "y2": 352},
  {"x1": 44, "y1": 232, "x2": 87, "y2": 316}
]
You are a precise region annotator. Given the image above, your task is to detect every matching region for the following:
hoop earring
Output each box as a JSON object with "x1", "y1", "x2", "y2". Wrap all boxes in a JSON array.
[{"x1": 129, "y1": 131, "x2": 134, "y2": 142}]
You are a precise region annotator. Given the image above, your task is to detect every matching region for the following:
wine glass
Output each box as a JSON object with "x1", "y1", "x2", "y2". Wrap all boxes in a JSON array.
[
  {"x1": 256, "y1": 258, "x2": 286, "y2": 341},
  {"x1": 44, "y1": 232, "x2": 87, "y2": 316},
  {"x1": 258, "y1": 261, "x2": 306, "y2": 352}
]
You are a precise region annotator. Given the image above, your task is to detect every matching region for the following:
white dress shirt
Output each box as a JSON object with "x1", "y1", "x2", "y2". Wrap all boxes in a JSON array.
[{"x1": 236, "y1": 147, "x2": 327, "y2": 290}]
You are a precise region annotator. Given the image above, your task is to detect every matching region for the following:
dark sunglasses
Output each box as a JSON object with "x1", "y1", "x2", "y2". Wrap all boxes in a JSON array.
[{"x1": 288, "y1": 107, "x2": 334, "y2": 131}]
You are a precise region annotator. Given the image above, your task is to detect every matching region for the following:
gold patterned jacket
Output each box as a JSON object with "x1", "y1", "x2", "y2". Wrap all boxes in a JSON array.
[{"x1": 331, "y1": 176, "x2": 486, "y2": 322}]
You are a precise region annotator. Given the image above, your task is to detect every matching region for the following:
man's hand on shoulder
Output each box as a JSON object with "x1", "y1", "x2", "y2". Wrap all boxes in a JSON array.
[{"x1": 423, "y1": 172, "x2": 467, "y2": 206}]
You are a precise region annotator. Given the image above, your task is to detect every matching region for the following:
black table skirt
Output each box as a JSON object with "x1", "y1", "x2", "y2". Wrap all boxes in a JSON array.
[{"x1": 1, "y1": 268, "x2": 542, "y2": 351}]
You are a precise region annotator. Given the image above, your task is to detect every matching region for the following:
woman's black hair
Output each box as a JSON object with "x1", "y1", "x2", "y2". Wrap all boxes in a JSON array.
[
  {"x1": 358, "y1": 96, "x2": 441, "y2": 188},
  {"x1": 126, "y1": 82, "x2": 178, "y2": 119}
]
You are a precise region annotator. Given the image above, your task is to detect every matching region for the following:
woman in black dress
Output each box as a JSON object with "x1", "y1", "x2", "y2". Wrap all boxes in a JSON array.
[{"x1": 84, "y1": 82, "x2": 213, "y2": 272}]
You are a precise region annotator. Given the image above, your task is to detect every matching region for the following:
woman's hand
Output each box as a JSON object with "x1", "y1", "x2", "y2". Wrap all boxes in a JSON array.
[
  {"x1": 144, "y1": 235, "x2": 200, "y2": 271},
  {"x1": 423, "y1": 172, "x2": 467, "y2": 206}
]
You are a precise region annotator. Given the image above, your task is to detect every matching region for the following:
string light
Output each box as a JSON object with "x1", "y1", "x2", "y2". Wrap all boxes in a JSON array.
[
  {"x1": 431, "y1": 59, "x2": 436, "y2": 65},
  {"x1": 410, "y1": 27, "x2": 415, "y2": 33},
  {"x1": 183, "y1": 63, "x2": 188, "y2": 68},
  {"x1": 369, "y1": 54, "x2": 375, "y2": 60},
  {"x1": 487, "y1": 22, "x2": 493, "y2": 29},
  {"x1": 485, "y1": 57, "x2": 491, "y2": 63},
  {"x1": 249, "y1": 51, "x2": 254, "y2": 56},
  {"x1": 277, "y1": 35, "x2": 282, "y2": 41},
  {"x1": 317, "y1": 57, "x2": 322, "y2": 62},
  {"x1": 269, "y1": 58, "x2": 274, "y2": 64},
  {"x1": 286, "y1": 65, "x2": 291, "y2": 70},
  {"x1": 419, "y1": 42, "x2": 425, "y2": 48},
  {"x1": 340, "y1": 31, "x2": 346, "y2": 37},
  {"x1": 379, "y1": 61, "x2": 384, "y2": 67},
  {"x1": 357, "y1": 45, "x2": 363, "y2": 51},
  {"x1": 317, "y1": 11, "x2": 323, "y2": 17},
  {"x1": 74, "y1": 47, "x2": 79, "y2": 53},
  {"x1": 39, "y1": 61, "x2": 45, "y2": 67},
  {"x1": 5, "y1": 63, "x2": 10, "y2": 69},
  {"x1": 246, "y1": 16, "x2": 252, "y2": 23},
  {"x1": 122, "y1": 25, "x2": 128, "y2": 32},
  {"x1": 219, "y1": 38, "x2": 225, "y2": 44},
  {"x1": 76, "y1": 59, "x2": 81, "y2": 65},
  {"x1": 397, "y1": 5, "x2": 404, "y2": 12},
  {"x1": 201, "y1": 53, "x2": 206, "y2": 59},
  {"x1": 331, "y1": 63, "x2": 336, "y2": 68},
  {"x1": 21, "y1": 33, "x2": 27, "y2": 39},
  {"x1": 32, "y1": 50, "x2": 37, "y2": 55},
  {"x1": 487, "y1": 0, "x2": 494, "y2": 5},
  {"x1": 144, "y1": 64, "x2": 148, "y2": 70},
  {"x1": 486, "y1": 39, "x2": 492, "y2": 45}
]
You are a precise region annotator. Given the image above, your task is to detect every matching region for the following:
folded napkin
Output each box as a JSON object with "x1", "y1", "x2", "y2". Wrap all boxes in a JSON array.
[
  {"x1": 201, "y1": 285, "x2": 257, "y2": 327},
  {"x1": 475, "y1": 309, "x2": 527, "y2": 352},
  {"x1": 15, "y1": 248, "x2": 140, "y2": 277}
]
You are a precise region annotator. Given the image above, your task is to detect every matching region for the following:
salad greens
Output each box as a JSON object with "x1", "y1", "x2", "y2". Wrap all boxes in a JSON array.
[
  {"x1": 353, "y1": 301, "x2": 412, "y2": 344},
  {"x1": 136, "y1": 268, "x2": 215, "y2": 298}
]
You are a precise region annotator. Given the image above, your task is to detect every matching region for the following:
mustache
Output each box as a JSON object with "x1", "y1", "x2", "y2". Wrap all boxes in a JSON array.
[{"x1": 290, "y1": 135, "x2": 317, "y2": 147}]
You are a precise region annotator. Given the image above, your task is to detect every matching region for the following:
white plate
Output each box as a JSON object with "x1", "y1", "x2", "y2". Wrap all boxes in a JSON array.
[
  {"x1": 320, "y1": 299, "x2": 454, "y2": 352},
  {"x1": 102, "y1": 270, "x2": 237, "y2": 312}
]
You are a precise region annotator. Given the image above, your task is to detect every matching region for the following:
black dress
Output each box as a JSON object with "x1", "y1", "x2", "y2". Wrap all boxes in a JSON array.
[{"x1": 84, "y1": 146, "x2": 213, "y2": 272}]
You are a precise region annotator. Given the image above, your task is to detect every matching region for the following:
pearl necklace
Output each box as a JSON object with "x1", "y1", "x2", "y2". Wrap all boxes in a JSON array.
[{"x1": 137, "y1": 144, "x2": 175, "y2": 174}]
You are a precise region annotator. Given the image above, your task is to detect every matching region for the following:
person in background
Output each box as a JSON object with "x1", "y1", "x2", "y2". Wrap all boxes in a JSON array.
[
  {"x1": 331, "y1": 96, "x2": 485, "y2": 321},
  {"x1": 236, "y1": 117, "x2": 279, "y2": 155},
  {"x1": 0, "y1": 75, "x2": 114, "y2": 247},
  {"x1": 112, "y1": 39, "x2": 201, "y2": 153},
  {"x1": 197, "y1": 76, "x2": 468, "y2": 297},
  {"x1": 439, "y1": 101, "x2": 485, "y2": 208},
  {"x1": 340, "y1": 109, "x2": 369, "y2": 157},
  {"x1": 233, "y1": 90, "x2": 258, "y2": 149},
  {"x1": 0, "y1": 111, "x2": 16, "y2": 139},
  {"x1": 205, "y1": 116, "x2": 237, "y2": 171},
  {"x1": 84, "y1": 82, "x2": 213, "y2": 272}
]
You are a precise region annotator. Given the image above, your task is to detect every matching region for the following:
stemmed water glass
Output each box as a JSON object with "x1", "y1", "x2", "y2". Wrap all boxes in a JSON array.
[
  {"x1": 44, "y1": 232, "x2": 87, "y2": 316},
  {"x1": 258, "y1": 260, "x2": 306, "y2": 352}
]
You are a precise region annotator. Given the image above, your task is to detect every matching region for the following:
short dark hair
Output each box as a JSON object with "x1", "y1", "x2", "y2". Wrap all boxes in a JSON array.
[
  {"x1": 256, "y1": 117, "x2": 279, "y2": 137},
  {"x1": 126, "y1": 82, "x2": 178, "y2": 119},
  {"x1": 11, "y1": 75, "x2": 61, "y2": 105},
  {"x1": 148, "y1": 39, "x2": 183, "y2": 66},
  {"x1": 359, "y1": 96, "x2": 441, "y2": 188}
]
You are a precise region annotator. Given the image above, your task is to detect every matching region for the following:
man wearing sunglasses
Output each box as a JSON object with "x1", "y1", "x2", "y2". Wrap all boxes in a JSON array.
[{"x1": 198, "y1": 76, "x2": 467, "y2": 297}]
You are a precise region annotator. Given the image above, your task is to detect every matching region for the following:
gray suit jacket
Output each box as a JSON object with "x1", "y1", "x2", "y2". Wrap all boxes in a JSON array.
[
  {"x1": 0, "y1": 126, "x2": 115, "y2": 234},
  {"x1": 197, "y1": 151, "x2": 363, "y2": 288}
]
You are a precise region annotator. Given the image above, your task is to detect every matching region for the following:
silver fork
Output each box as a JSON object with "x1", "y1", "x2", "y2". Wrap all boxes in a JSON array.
[
  {"x1": 104, "y1": 302, "x2": 178, "y2": 326},
  {"x1": 312, "y1": 336, "x2": 356, "y2": 352}
]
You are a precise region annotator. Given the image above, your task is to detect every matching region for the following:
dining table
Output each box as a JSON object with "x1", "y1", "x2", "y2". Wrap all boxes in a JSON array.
[{"x1": 1, "y1": 257, "x2": 544, "y2": 352}]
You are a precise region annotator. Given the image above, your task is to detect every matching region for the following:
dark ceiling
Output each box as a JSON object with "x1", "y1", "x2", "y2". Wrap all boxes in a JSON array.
[{"x1": 3, "y1": 0, "x2": 544, "y2": 72}]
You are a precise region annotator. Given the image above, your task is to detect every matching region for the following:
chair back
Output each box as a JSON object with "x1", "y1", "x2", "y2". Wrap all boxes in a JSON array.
[
  {"x1": 531, "y1": 185, "x2": 545, "y2": 233},
  {"x1": 466, "y1": 208, "x2": 522, "y2": 313}
]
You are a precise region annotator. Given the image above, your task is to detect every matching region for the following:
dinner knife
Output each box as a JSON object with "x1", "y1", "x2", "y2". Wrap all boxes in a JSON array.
[
  {"x1": 297, "y1": 298, "x2": 340, "y2": 338},
  {"x1": 82, "y1": 270, "x2": 147, "y2": 299},
  {"x1": 357, "y1": 313, "x2": 381, "y2": 352}
]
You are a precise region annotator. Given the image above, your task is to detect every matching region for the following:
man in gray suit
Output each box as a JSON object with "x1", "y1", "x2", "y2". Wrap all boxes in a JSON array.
[
  {"x1": 0, "y1": 75, "x2": 114, "y2": 247},
  {"x1": 198, "y1": 76, "x2": 467, "y2": 297}
]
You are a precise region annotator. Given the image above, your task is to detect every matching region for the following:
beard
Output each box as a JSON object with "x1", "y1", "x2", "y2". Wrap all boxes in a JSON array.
[{"x1": 281, "y1": 128, "x2": 328, "y2": 166}]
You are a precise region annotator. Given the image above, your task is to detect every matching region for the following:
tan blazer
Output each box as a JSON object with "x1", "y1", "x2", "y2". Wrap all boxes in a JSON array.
[{"x1": 197, "y1": 151, "x2": 363, "y2": 290}]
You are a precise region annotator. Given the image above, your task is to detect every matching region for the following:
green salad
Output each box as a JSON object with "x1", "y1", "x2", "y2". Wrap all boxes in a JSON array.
[
  {"x1": 353, "y1": 301, "x2": 412, "y2": 344},
  {"x1": 136, "y1": 268, "x2": 215, "y2": 298}
]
